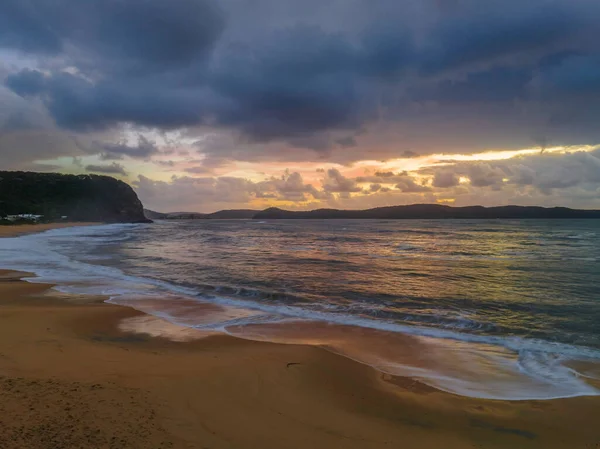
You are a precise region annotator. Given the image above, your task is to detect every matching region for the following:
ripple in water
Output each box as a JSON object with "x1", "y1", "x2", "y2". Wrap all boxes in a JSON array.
[{"x1": 1, "y1": 219, "x2": 599, "y2": 400}]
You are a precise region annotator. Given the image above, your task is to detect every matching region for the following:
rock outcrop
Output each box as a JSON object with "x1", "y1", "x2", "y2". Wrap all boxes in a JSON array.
[{"x1": 0, "y1": 171, "x2": 151, "y2": 223}]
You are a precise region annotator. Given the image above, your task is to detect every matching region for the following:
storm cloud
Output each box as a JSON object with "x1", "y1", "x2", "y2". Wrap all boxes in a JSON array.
[
  {"x1": 85, "y1": 162, "x2": 128, "y2": 176},
  {"x1": 423, "y1": 148, "x2": 600, "y2": 194},
  {"x1": 2, "y1": 0, "x2": 600, "y2": 210},
  {"x1": 3, "y1": 0, "x2": 600, "y2": 150},
  {"x1": 94, "y1": 135, "x2": 160, "y2": 160}
]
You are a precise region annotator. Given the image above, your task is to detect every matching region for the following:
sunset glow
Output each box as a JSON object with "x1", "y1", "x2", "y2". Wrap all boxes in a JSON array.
[{"x1": 1, "y1": 0, "x2": 599, "y2": 212}]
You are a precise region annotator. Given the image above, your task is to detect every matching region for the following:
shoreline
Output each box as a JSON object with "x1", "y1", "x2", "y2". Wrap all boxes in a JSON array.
[
  {"x1": 0, "y1": 222, "x2": 103, "y2": 238},
  {"x1": 1, "y1": 224, "x2": 600, "y2": 447},
  {"x1": 2, "y1": 269, "x2": 600, "y2": 448}
]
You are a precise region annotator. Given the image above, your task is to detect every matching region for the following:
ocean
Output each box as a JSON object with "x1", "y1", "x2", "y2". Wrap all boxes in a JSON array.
[{"x1": 1, "y1": 219, "x2": 599, "y2": 400}]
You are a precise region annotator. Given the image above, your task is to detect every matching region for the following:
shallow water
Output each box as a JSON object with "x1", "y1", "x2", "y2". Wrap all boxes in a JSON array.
[{"x1": 1, "y1": 219, "x2": 599, "y2": 400}]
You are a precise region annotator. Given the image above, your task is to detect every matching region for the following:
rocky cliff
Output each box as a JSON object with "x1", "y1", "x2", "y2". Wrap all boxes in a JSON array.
[{"x1": 0, "y1": 171, "x2": 151, "y2": 223}]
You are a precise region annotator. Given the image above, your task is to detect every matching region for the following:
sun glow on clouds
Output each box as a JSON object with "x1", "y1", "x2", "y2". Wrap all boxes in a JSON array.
[
  {"x1": 36, "y1": 144, "x2": 599, "y2": 183},
  {"x1": 3, "y1": 0, "x2": 600, "y2": 212},
  {"x1": 30, "y1": 142, "x2": 600, "y2": 212},
  {"x1": 371, "y1": 145, "x2": 600, "y2": 173}
]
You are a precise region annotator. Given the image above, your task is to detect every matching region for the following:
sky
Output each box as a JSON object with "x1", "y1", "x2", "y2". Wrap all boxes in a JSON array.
[{"x1": 1, "y1": 0, "x2": 600, "y2": 212}]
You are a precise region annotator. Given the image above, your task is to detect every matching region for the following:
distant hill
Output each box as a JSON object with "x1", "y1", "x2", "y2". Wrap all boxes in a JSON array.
[
  {"x1": 253, "y1": 204, "x2": 600, "y2": 219},
  {"x1": 207, "y1": 209, "x2": 259, "y2": 219},
  {"x1": 0, "y1": 171, "x2": 151, "y2": 223},
  {"x1": 146, "y1": 204, "x2": 600, "y2": 221},
  {"x1": 167, "y1": 212, "x2": 208, "y2": 219},
  {"x1": 146, "y1": 209, "x2": 259, "y2": 220},
  {"x1": 143, "y1": 209, "x2": 168, "y2": 220}
]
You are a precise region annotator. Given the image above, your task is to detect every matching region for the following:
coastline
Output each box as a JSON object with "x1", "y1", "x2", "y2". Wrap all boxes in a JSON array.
[
  {"x1": 0, "y1": 222, "x2": 103, "y2": 238},
  {"x1": 1, "y1": 225, "x2": 600, "y2": 448}
]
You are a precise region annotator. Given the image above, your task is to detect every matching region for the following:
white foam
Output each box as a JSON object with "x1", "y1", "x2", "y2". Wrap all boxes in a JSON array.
[
  {"x1": 1, "y1": 223, "x2": 599, "y2": 401},
  {"x1": 225, "y1": 321, "x2": 599, "y2": 400},
  {"x1": 119, "y1": 315, "x2": 216, "y2": 342}
]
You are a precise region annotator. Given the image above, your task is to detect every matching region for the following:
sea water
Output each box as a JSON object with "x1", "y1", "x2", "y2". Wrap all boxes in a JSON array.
[{"x1": 1, "y1": 219, "x2": 599, "y2": 400}]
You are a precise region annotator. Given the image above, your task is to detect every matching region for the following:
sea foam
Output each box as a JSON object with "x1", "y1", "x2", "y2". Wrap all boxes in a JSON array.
[{"x1": 1, "y1": 223, "x2": 599, "y2": 401}]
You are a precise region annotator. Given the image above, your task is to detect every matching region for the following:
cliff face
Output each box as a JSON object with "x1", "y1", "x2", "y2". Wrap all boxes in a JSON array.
[{"x1": 0, "y1": 171, "x2": 151, "y2": 223}]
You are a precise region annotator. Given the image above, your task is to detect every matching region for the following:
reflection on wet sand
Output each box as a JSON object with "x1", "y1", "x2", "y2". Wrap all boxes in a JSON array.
[{"x1": 116, "y1": 300, "x2": 600, "y2": 400}]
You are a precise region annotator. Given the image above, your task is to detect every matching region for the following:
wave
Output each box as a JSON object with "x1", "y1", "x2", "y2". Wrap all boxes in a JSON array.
[{"x1": 1, "y1": 223, "x2": 599, "y2": 401}]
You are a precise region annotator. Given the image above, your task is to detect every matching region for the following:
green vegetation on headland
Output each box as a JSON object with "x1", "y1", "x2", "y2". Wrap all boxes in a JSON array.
[{"x1": 0, "y1": 171, "x2": 151, "y2": 224}]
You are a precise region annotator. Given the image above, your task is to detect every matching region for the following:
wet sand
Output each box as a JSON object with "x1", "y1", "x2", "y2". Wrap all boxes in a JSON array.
[{"x1": 1, "y1": 225, "x2": 600, "y2": 448}]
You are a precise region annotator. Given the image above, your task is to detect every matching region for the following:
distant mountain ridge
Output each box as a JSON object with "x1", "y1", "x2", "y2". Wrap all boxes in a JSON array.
[
  {"x1": 208, "y1": 209, "x2": 259, "y2": 219},
  {"x1": 255, "y1": 204, "x2": 600, "y2": 219},
  {"x1": 144, "y1": 209, "x2": 258, "y2": 220},
  {"x1": 146, "y1": 204, "x2": 600, "y2": 220},
  {"x1": 0, "y1": 171, "x2": 151, "y2": 223},
  {"x1": 142, "y1": 209, "x2": 169, "y2": 220}
]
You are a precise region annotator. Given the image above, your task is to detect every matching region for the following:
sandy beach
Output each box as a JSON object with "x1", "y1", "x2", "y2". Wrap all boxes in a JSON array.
[{"x1": 1, "y1": 224, "x2": 599, "y2": 448}]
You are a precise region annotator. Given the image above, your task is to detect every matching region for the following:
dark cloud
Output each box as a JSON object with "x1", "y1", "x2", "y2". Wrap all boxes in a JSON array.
[
  {"x1": 1, "y1": 113, "x2": 38, "y2": 132},
  {"x1": 401, "y1": 150, "x2": 418, "y2": 158},
  {"x1": 129, "y1": 148, "x2": 600, "y2": 211},
  {"x1": 5, "y1": 69, "x2": 47, "y2": 97},
  {"x1": 523, "y1": 150, "x2": 600, "y2": 192},
  {"x1": 0, "y1": 86, "x2": 87, "y2": 167},
  {"x1": 356, "y1": 171, "x2": 418, "y2": 185},
  {"x1": 374, "y1": 171, "x2": 396, "y2": 178},
  {"x1": 322, "y1": 168, "x2": 362, "y2": 193},
  {"x1": 356, "y1": 170, "x2": 430, "y2": 192},
  {"x1": 1, "y1": 0, "x2": 600, "y2": 166},
  {"x1": 85, "y1": 162, "x2": 128, "y2": 176},
  {"x1": 5, "y1": 70, "x2": 228, "y2": 131},
  {"x1": 465, "y1": 163, "x2": 506, "y2": 188},
  {"x1": 0, "y1": 2, "x2": 62, "y2": 54},
  {"x1": 99, "y1": 152, "x2": 124, "y2": 161},
  {"x1": 425, "y1": 148, "x2": 600, "y2": 194},
  {"x1": 434, "y1": 0, "x2": 459, "y2": 13},
  {"x1": 360, "y1": 22, "x2": 414, "y2": 79},
  {"x1": 539, "y1": 54, "x2": 600, "y2": 95},
  {"x1": 395, "y1": 177, "x2": 431, "y2": 193},
  {"x1": 261, "y1": 171, "x2": 326, "y2": 201},
  {"x1": 0, "y1": 0, "x2": 224, "y2": 66},
  {"x1": 184, "y1": 166, "x2": 213, "y2": 175},
  {"x1": 134, "y1": 174, "x2": 254, "y2": 211},
  {"x1": 153, "y1": 160, "x2": 175, "y2": 168},
  {"x1": 417, "y1": 67, "x2": 533, "y2": 104},
  {"x1": 336, "y1": 136, "x2": 357, "y2": 148},
  {"x1": 207, "y1": 25, "x2": 365, "y2": 141},
  {"x1": 134, "y1": 170, "x2": 326, "y2": 212},
  {"x1": 432, "y1": 171, "x2": 460, "y2": 188},
  {"x1": 94, "y1": 135, "x2": 159, "y2": 159},
  {"x1": 420, "y1": 2, "x2": 582, "y2": 75}
]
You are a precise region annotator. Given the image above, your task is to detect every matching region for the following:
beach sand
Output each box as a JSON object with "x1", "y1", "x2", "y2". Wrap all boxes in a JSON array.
[
  {"x1": 0, "y1": 222, "x2": 102, "y2": 238},
  {"x1": 1, "y1": 225, "x2": 599, "y2": 448}
]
